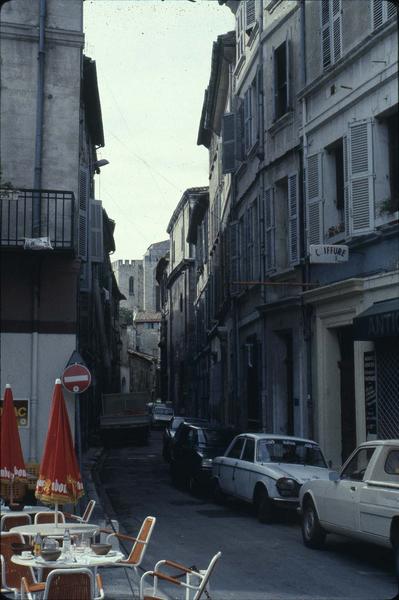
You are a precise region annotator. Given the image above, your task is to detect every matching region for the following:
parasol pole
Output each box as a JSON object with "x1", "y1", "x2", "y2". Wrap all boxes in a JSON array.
[
  {"x1": 9, "y1": 473, "x2": 14, "y2": 505},
  {"x1": 55, "y1": 501, "x2": 58, "y2": 526}
]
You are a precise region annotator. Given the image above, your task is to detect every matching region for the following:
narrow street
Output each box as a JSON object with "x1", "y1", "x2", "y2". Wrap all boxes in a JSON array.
[{"x1": 98, "y1": 432, "x2": 397, "y2": 600}]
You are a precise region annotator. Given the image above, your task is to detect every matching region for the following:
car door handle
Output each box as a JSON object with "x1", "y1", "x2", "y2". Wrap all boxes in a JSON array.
[{"x1": 350, "y1": 486, "x2": 356, "y2": 491}]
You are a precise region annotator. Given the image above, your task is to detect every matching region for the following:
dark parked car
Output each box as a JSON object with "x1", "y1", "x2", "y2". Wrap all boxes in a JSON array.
[
  {"x1": 170, "y1": 422, "x2": 237, "y2": 494},
  {"x1": 162, "y1": 416, "x2": 185, "y2": 462},
  {"x1": 151, "y1": 404, "x2": 174, "y2": 429}
]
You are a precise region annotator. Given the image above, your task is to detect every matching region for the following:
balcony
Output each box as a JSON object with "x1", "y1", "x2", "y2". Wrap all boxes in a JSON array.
[{"x1": 0, "y1": 188, "x2": 75, "y2": 251}]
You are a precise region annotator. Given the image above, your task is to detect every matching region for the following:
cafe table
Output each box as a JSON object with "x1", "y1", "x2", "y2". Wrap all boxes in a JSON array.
[
  {"x1": 0, "y1": 505, "x2": 51, "y2": 517},
  {"x1": 12, "y1": 548, "x2": 124, "y2": 595},
  {"x1": 9, "y1": 522, "x2": 99, "y2": 538}
]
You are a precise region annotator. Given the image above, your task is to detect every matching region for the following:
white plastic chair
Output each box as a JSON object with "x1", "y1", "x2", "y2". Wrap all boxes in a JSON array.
[
  {"x1": 64, "y1": 499, "x2": 96, "y2": 523},
  {"x1": 140, "y1": 551, "x2": 222, "y2": 600}
]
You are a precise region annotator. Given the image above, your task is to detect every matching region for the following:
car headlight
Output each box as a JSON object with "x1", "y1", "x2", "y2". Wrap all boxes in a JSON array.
[
  {"x1": 276, "y1": 477, "x2": 300, "y2": 497},
  {"x1": 201, "y1": 458, "x2": 213, "y2": 468}
]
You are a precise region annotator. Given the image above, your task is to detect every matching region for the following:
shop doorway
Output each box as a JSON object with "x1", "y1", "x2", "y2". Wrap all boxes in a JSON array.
[{"x1": 337, "y1": 326, "x2": 356, "y2": 463}]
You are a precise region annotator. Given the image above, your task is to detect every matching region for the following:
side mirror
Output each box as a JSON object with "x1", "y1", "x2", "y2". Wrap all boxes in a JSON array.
[{"x1": 329, "y1": 471, "x2": 340, "y2": 482}]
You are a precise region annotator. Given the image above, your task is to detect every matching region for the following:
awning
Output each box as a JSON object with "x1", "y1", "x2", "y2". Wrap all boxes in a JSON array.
[{"x1": 353, "y1": 298, "x2": 399, "y2": 340}]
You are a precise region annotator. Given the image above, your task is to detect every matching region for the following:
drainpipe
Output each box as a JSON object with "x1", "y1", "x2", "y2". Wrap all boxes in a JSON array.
[
  {"x1": 33, "y1": 0, "x2": 46, "y2": 234},
  {"x1": 300, "y1": 0, "x2": 314, "y2": 440},
  {"x1": 29, "y1": 269, "x2": 40, "y2": 462}
]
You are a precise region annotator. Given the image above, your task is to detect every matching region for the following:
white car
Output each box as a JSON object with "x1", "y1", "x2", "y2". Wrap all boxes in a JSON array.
[
  {"x1": 212, "y1": 434, "x2": 331, "y2": 523},
  {"x1": 299, "y1": 440, "x2": 399, "y2": 565}
]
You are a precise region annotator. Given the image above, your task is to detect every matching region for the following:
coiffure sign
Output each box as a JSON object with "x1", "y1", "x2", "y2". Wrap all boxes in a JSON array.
[
  {"x1": 309, "y1": 244, "x2": 349, "y2": 264},
  {"x1": 0, "y1": 399, "x2": 29, "y2": 427}
]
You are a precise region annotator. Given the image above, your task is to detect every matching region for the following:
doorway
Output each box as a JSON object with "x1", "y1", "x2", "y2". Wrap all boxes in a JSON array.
[{"x1": 337, "y1": 326, "x2": 356, "y2": 463}]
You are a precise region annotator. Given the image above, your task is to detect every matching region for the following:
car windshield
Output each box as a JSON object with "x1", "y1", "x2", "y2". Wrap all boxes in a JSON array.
[
  {"x1": 257, "y1": 439, "x2": 326, "y2": 467},
  {"x1": 154, "y1": 407, "x2": 173, "y2": 415},
  {"x1": 198, "y1": 429, "x2": 234, "y2": 447}
]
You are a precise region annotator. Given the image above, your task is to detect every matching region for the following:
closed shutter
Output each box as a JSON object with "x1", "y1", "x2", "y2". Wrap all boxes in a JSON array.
[
  {"x1": 222, "y1": 113, "x2": 235, "y2": 174},
  {"x1": 90, "y1": 199, "x2": 103, "y2": 262},
  {"x1": 259, "y1": 189, "x2": 266, "y2": 279},
  {"x1": 265, "y1": 187, "x2": 276, "y2": 272},
  {"x1": 306, "y1": 153, "x2": 324, "y2": 246},
  {"x1": 348, "y1": 119, "x2": 374, "y2": 235},
  {"x1": 234, "y1": 97, "x2": 244, "y2": 163},
  {"x1": 288, "y1": 173, "x2": 299, "y2": 265},
  {"x1": 244, "y1": 88, "x2": 252, "y2": 153},
  {"x1": 332, "y1": 0, "x2": 342, "y2": 63},
  {"x1": 387, "y1": 1, "x2": 396, "y2": 19},
  {"x1": 372, "y1": 0, "x2": 384, "y2": 28},
  {"x1": 343, "y1": 136, "x2": 350, "y2": 236},
  {"x1": 272, "y1": 45, "x2": 277, "y2": 121},
  {"x1": 246, "y1": 0, "x2": 256, "y2": 30},
  {"x1": 230, "y1": 220, "x2": 239, "y2": 296},
  {"x1": 78, "y1": 167, "x2": 89, "y2": 259},
  {"x1": 321, "y1": 0, "x2": 331, "y2": 69}
]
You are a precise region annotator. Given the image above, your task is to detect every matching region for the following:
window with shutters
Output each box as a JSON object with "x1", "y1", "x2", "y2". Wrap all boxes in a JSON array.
[
  {"x1": 236, "y1": 2, "x2": 245, "y2": 63},
  {"x1": 246, "y1": 0, "x2": 256, "y2": 32},
  {"x1": 229, "y1": 221, "x2": 239, "y2": 295},
  {"x1": 244, "y1": 81, "x2": 258, "y2": 154},
  {"x1": 263, "y1": 187, "x2": 276, "y2": 273},
  {"x1": 324, "y1": 138, "x2": 346, "y2": 239},
  {"x1": 273, "y1": 40, "x2": 290, "y2": 120},
  {"x1": 78, "y1": 167, "x2": 89, "y2": 260},
  {"x1": 372, "y1": 0, "x2": 397, "y2": 29},
  {"x1": 321, "y1": 0, "x2": 342, "y2": 71},
  {"x1": 288, "y1": 174, "x2": 300, "y2": 265},
  {"x1": 274, "y1": 178, "x2": 289, "y2": 270},
  {"x1": 246, "y1": 201, "x2": 258, "y2": 281}
]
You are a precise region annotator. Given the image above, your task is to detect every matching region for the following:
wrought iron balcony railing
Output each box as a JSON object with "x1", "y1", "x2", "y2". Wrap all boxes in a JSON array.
[{"x1": 0, "y1": 188, "x2": 75, "y2": 250}]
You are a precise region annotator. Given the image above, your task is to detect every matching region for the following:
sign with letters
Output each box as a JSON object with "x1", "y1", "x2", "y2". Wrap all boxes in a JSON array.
[
  {"x1": 309, "y1": 244, "x2": 349, "y2": 263},
  {"x1": 0, "y1": 399, "x2": 29, "y2": 427}
]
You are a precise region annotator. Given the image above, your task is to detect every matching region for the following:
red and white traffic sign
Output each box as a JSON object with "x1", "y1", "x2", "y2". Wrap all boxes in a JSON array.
[{"x1": 61, "y1": 363, "x2": 91, "y2": 394}]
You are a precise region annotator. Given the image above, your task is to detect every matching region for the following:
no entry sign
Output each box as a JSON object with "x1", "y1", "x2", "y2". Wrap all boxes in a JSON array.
[{"x1": 62, "y1": 363, "x2": 91, "y2": 394}]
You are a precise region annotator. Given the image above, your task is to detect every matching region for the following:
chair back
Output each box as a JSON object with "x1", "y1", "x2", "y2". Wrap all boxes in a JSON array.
[
  {"x1": 193, "y1": 552, "x2": 222, "y2": 600},
  {"x1": 0, "y1": 513, "x2": 31, "y2": 532},
  {"x1": 0, "y1": 532, "x2": 36, "y2": 590},
  {"x1": 127, "y1": 516, "x2": 156, "y2": 566},
  {"x1": 82, "y1": 500, "x2": 96, "y2": 523},
  {"x1": 34, "y1": 511, "x2": 65, "y2": 525},
  {"x1": 43, "y1": 568, "x2": 94, "y2": 600}
]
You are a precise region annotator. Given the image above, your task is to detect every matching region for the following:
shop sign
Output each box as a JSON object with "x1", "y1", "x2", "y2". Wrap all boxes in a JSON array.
[
  {"x1": 364, "y1": 352, "x2": 377, "y2": 438},
  {"x1": 309, "y1": 244, "x2": 349, "y2": 263},
  {"x1": 0, "y1": 399, "x2": 29, "y2": 427}
]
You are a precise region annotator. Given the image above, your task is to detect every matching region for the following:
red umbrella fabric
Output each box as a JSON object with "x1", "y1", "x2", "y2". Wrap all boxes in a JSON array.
[
  {"x1": 35, "y1": 379, "x2": 84, "y2": 505},
  {"x1": 0, "y1": 384, "x2": 27, "y2": 484}
]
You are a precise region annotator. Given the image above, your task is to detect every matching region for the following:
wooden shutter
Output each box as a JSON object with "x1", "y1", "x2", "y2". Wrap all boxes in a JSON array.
[
  {"x1": 332, "y1": 0, "x2": 342, "y2": 63},
  {"x1": 306, "y1": 153, "x2": 324, "y2": 247},
  {"x1": 246, "y1": 0, "x2": 256, "y2": 30},
  {"x1": 265, "y1": 187, "x2": 276, "y2": 272},
  {"x1": 222, "y1": 113, "x2": 235, "y2": 174},
  {"x1": 272, "y1": 45, "x2": 277, "y2": 121},
  {"x1": 348, "y1": 119, "x2": 374, "y2": 235},
  {"x1": 244, "y1": 88, "x2": 252, "y2": 153},
  {"x1": 229, "y1": 220, "x2": 239, "y2": 295},
  {"x1": 372, "y1": 0, "x2": 384, "y2": 28},
  {"x1": 321, "y1": 0, "x2": 331, "y2": 69},
  {"x1": 387, "y1": 1, "x2": 396, "y2": 19},
  {"x1": 78, "y1": 167, "x2": 89, "y2": 259},
  {"x1": 90, "y1": 199, "x2": 103, "y2": 263},
  {"x1": 288, "y1": 173, "x2": 300, "y2": 265},
  {"x1": 343, "y1": 136, "x2": 350, "y2": 236},
  {"x1": 234, "y1": 97, "x2": 244, "y2": 163}
]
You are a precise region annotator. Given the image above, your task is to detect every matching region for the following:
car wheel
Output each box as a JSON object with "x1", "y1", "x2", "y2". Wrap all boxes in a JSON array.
[
  {"x1": 212, "y1": 479, "x2": 226, "y2": 505},
  {"x1": 301, "y1": 499, "x2": 326, "y2": 549},
  {"x1": 255, "y1": 488, "x2": 274, "y2": 524}
]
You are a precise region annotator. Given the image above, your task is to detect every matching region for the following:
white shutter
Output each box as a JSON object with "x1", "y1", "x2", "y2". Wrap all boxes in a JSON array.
[
  {"x1": 222, "y1": 113, "x2": 235, "y2": 174},
  {"x1": 78, "y1": 167, "x2": 89, "y2": 259},
  {"x1": 332, "y1": 0, "x2": 342, "y2": 63},
  {"x1": 321, "y1": 0, "x2": 331, "y2": 69},
  {"x1": 306, "y1": 153, "x2": 324, "y2": 247},
  {"x1": 343, "y1": 136, "x2": 350, "y2": 236},
  {"x1": 372, "y1": 0, "x2": 384, "y2": 28},
  {"x1": 246, "y1": 0, "x2": 256, "y2": 30},
  {"x1": 387, "y1": 1, "x2": 396, "y2": 19},
  {"x1": 265, "y1": 187, "x2": 276, "y2": 272},
  {"x1": 288, "y1": 173, "x2": 300, "y2": 265},
  {"x1": 230, "y1": 220, "x2": 239, "y2": 295},
  {"x1": 348, "y1": 120, "x2": 374, "y2": 235},
  {"x1": 90, "y1": 199, "x2": 103, "y2": 262}
]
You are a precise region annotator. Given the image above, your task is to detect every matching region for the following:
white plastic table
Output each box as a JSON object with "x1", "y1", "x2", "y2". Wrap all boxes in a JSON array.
[
  {"x1": 1, "y1": 505, "x2": 51, "y2": 516},
  {"x1": 9, "y1": 523, "x2": 99, "y2": 537}
]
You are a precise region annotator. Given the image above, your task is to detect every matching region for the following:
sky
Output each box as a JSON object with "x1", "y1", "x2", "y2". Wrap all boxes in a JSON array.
[{"x1": 83, "y1": 0, "x2": 234, "y2": 260}]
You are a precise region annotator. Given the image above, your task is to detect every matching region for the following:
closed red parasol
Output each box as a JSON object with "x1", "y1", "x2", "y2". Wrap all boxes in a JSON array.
[
  {"x1": 35, "y1": 379, "x2": 84, "y2": 519},
  {"x1": 0, "y1": 384, "x2": 28, "y2": 502}
]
